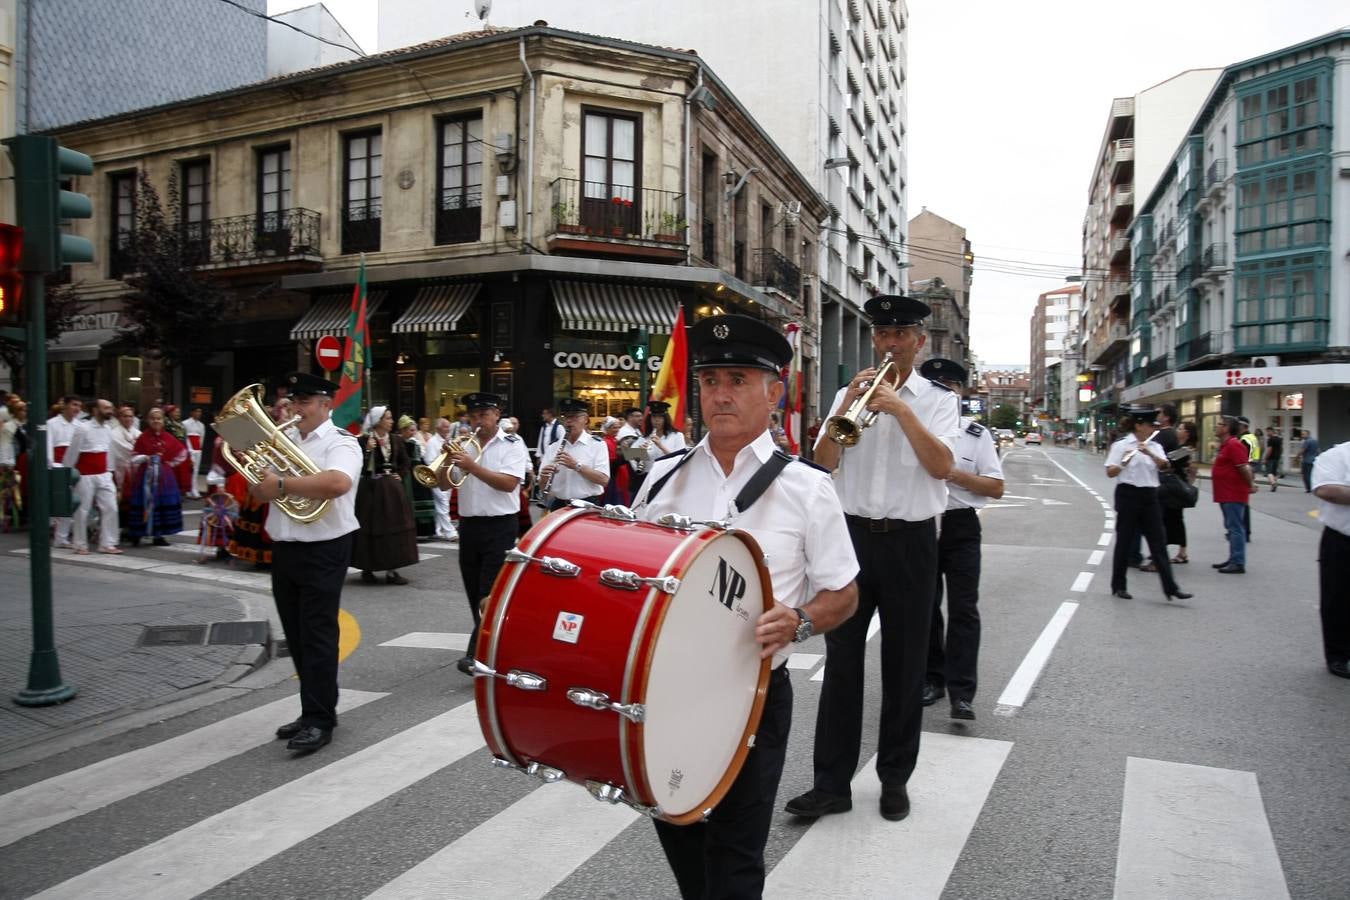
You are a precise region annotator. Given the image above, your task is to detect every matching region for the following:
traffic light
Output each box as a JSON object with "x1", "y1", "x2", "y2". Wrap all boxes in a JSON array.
[
  {"x1": 627, "y1": 326, "x2": 650, "y2": 363},
  {"x1": 0, "y1": 225, "x2": 22, "y2": 327},
  {"x1": 5, "y1": 135, "x2": 95, "y2": 273}
]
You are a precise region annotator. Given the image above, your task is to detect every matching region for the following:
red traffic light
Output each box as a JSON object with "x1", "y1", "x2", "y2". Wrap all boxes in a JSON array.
[{"x1": 0, "y1": 224, "x2": 23, "y2": 325}]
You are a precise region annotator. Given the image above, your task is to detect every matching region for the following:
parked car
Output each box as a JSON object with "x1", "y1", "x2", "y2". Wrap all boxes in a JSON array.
[{"x1": 1025, "y1": 432, "x2": 1043, "y2": 445}]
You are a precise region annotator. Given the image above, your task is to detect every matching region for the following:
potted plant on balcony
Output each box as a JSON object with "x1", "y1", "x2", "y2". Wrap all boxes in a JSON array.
[
  {"x1": 655, "y1": 210, "x2": 687, "y2": 244},
  {"x1": 609, "y1": 196, "x2": 633, "y2": 237},
  {"x1": 552, "y1": 200, "x2": 584, "y2": 234}
]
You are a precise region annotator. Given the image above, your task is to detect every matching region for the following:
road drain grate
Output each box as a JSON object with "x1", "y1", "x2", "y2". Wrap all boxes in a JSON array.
[
  {"x1": 207, "y1": 621, "x2": 270, "y2": 645},
  {"x1": 138, "y1": 625, "x2": 208, "y2": 647}
]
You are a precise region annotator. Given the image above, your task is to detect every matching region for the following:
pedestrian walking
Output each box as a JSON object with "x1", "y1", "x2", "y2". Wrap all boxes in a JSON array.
[
  {"x1": 1265, "y1": 427, "x2": 1284, "y2": 491},
  {"x1": 919, "y1": 358, "x2": 1004, "y2": 721},
  {"x1": 125, "y1": 408, "x2": 193, "y2": 547},
  {"x1": 1212, "y1": 415, "x2": 1254, "y2": 574},
  {"x1": 1311, "y1": 440, "x2": 1350, "y2": 680},
  {"x1": 47, "y1": 395, "x2": 82, "y2": 549},
  {"x1": 786, "y1": 294, "x2": 960, "y2": 825},
  {"x1": 65, "y1": 399, "x2": 122, "y2": 555},
  {"x1": 1299, "y1": 430, "x2": 1320, "y2": 492}
]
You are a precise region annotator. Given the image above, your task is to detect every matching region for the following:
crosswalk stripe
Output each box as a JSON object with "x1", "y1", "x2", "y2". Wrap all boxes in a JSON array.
[
  {"x1": 0, "y1": 690, "x2": 386, "y2": 849},
  {"x1": 379, "y1": 632, "x2": 470, "y2": 651},
  {"x1": 766, "y1": 733, "x2": 1012, "y2": 898},
  {"x1": 365, "y1": 781, "x2": 639, "y2": 899},
  {"x1": 30, "y1": 701, "x2": 484, "y2": 900},
  {"x1": 1114, "y1": 757, "x2": 1290, "y2": 900},
  {"x1": 785, "y1": 653, "x2": 823, "y2": 670}
]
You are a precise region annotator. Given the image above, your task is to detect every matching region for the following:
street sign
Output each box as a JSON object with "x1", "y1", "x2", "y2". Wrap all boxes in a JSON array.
[{"x1": 315, "y1": 334, "x2": 342, "y2": 371}]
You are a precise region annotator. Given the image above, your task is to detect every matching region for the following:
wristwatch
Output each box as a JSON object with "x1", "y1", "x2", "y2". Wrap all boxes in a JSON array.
[{"x1": 792, "y1": 607, "x2": 814, "y2": 643}]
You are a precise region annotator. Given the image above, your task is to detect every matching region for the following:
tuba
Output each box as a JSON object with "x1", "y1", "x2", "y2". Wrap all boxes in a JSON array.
[
  {"x1": 414, "y1": 427, "x2": 482, "y2": 489},
  {"x1": 825, "y1": 352, "x2": 900, "y2": 446},
  {"x1": 212, "y1": 383, "x2": 330, "y2": 523}
]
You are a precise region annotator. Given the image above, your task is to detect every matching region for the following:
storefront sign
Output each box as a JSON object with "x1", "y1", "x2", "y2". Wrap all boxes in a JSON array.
[
  {"x1": 190, "y1": 386, "x2": 213, "y2": 404},
  {"x1": 553, "y1": 351, "x2": 661, "y2": 373},
  {"x1": 67, "y1": 312, "x2": 122, "y2": 331},
  {"x1": 1124, "y1": 362, "x2": 1350, "y2": 403}
]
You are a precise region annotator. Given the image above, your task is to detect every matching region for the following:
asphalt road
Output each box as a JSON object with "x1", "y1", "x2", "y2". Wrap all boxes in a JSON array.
[{"x1": 2, "y1": 443, "x2": 1345, "y2": 899}]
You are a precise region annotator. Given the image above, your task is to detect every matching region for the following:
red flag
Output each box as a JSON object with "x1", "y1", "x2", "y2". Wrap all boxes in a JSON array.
[
  {"x1": 651, "y1": 307, "x2": 688, "y2": 429},
  {"x1": 330, "y1": 259, "x2": 368, "y2": 434}
]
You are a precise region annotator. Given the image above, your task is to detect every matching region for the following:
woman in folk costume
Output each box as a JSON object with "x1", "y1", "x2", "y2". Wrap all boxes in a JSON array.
[
  {"x1": 352, "y1": 406, "x2": 419, "y2": 585},
  {"x1": 225, "y1": 396, "x2": 286, "y2": 567},
  {"x1": 124, "y1": 408, "x2": 193, "y2": 546},
  {"x1": 398, "y1": 414, "x2": 438, "y2": 541}
]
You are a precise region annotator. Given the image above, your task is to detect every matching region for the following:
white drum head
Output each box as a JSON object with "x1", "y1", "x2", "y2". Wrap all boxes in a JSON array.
[{"x1": 640, "y1": 532, "x2": 765, "y2": 817}]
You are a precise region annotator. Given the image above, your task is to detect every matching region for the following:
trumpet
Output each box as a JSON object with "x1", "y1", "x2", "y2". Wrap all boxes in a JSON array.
[
  {"x1": 414, "y1": 427, "x2": 482, "y2": 489},
  {"x1": 213, "y1": 383, "x2": 329, "y2": 523},
  {"x1": 825, "y1": 352, "x2": 900, "y2": 446}
]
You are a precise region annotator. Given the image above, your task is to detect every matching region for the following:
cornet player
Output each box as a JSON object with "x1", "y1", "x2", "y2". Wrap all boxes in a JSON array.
[
  {"x1": 435, "y1": 392, "x2": 531, "y2": 677},
  {"x1": 785, "y1": 294, "x2": 960, "y2": 824},
  {"x1": 537, "y1": 397, "x2": 609, "y2": 511},
  {"x1": 248, "y1": 372, "x2": 362, "y2": 754}
]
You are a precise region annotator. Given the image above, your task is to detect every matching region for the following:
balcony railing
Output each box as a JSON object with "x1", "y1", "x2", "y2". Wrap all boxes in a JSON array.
[
  {"x1": 342, "y1": 202, "x2": 381, "y2": 254},
  {"x1": 548, "y1": 178, "x2": 687, "y2": 244},
  {"x1": 208, "y1": 209, "x2": 322, "y2": 265},
  {"x1": 1202, "y1": 242, "x2": 1228, "y2": 270},
  {"x1": 752, "y1": 247, "x2": 802, "y2": 298},
  {"x1": 1110, "y1": 185, "x2": 1134, "y2": 224},
  {"x1": 436, "y1": 191, "x2": 482, "y2": 245},
  {"x1": 1110, "y1": 233, "x2": 1131, "y2": 263},
  {"x1": 1187, "y1": 330, "x2": 1215, "y2": 361},
  {"x1": 1205, "y1": 158, "x2": 1227, "y2": 193},
  {"x1": 1145, "y1": 354, "x2": 1171, "y2": 379}
]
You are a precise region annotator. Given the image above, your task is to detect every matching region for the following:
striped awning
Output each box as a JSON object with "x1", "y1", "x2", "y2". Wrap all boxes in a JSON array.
[
  {"x1": 391, "y1": 283, "x2": 481, "y2": 334},
  {"x1": 289, "y1": 291, "x2": 387, "y2": 341},
  {"x1": 552, "y1": 281, "x2": 680, "y2": 334}
]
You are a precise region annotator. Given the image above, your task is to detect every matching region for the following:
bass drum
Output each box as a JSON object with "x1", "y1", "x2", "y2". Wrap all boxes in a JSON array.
[{"x1": 474, "y1": 504, "x2": 772, "y2": 824}]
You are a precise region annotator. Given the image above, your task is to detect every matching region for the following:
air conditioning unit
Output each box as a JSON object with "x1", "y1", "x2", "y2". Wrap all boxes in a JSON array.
[{"x1": 1251, "y1": 355, "x2": 1280, "y2": 368}]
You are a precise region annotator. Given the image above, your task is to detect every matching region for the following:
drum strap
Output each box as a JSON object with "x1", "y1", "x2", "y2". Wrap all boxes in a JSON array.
[{"x1": 643, "y1": 448, "x2": 792, "y2": 517}]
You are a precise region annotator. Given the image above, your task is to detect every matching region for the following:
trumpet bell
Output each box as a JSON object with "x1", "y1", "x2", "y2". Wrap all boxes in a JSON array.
[
  {"x1": 824, "y1": 416, "x2": 862, "y2": 446},
  {"x1": 212, "y1": 383, "x2": 330, "y2": 524},
  {"x1": 413, "y1": 429, "x2": 482, "y2": 489}
]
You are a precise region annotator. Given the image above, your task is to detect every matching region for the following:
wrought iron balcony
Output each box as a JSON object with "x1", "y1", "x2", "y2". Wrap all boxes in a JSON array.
[
  {"x1": 1145, "y1": 354, "x2": 1171, "y2": 379},
  {"x1": 341, "y1": 203, "x2": 380, "y2": 254},
  {"x1": 1186, "y1": 330, "x2": 1216, "y2": 362},
  {"x1": 1202, "y1": 242, "x2": 1228, "y2": 270},
  {"x1": 207, "y1": 209, "x2": 322, "y2": 266},
  {"x1": 1205, "y1": 159, "x2": 1227, "y2": 194},
  {"x1": 547, "y1": 178, "x2": 687, "y2": 245},
  {"x1": 752, "y1": 247, "x2": 802, "y2": 298}
]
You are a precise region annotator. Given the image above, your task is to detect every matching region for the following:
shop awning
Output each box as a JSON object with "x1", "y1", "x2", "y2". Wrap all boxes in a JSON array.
[
  {"x1": 47, "y1": 328, "x2": 124, "y2": 363},
  {"x1": 289, "y1": 291, "x2": 387, "y2": 341},
  {"x1": 552, "y1": 280, "x2": 679, "y2": 334},
  {"x1": 391, "y1": 283, "x2": 480, "y2": 334}
]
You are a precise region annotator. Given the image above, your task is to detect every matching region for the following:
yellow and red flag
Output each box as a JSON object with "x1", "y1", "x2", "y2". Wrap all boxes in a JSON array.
[{"x1": 651, "y1": 306, "x2": 688, "y2": 429}]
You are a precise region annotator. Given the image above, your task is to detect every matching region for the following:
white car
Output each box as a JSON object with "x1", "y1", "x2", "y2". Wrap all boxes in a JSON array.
[{"x1": 1025, "y1": 432, "x2": 1042, "y2": 445}]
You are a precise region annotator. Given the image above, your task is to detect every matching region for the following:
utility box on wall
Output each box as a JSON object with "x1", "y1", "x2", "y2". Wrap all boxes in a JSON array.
[{"x1": 499, "y1": 200, "x2": 517, "y2": 229}]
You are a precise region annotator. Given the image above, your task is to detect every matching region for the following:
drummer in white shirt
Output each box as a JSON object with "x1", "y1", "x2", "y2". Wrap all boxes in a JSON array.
[{"x1": 633, "y1": 313, "x2": 858, "y2": 900}]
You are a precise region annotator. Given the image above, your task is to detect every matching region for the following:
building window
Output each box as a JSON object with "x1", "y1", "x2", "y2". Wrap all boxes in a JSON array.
[
  {"x1": 1236, "y1": 64, "x2": 1330, "y2": 167},
  {"x1": 180, "y1": 160, "x2": 210, "y2": 264},
  {"x1": 343, "y1": 130, "x2": 382, "y2": 254},
  {"x1": 581, "y1": 109, "x2": 640, "y2": 235},
  {"x1": 109, "y1": 172, "x2": 136, "y2": 279},
  {"x1": 1234, "y1": 253, "x2": 1328, "y2": 351},
  {"x1": 437, "y1": 113, "x2": 483, "y2": 245},
  {"x1": 1235, "y1": 160, "x2": 1327, "y2": 255},
  {"x1": 256, "y1": 145, "x2": 292, "y2": 248}
]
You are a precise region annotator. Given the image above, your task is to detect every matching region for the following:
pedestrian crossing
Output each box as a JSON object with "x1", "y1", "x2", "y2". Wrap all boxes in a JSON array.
[{"x1": 0, "y1": 680, "x2": 1297, "y2": 899}]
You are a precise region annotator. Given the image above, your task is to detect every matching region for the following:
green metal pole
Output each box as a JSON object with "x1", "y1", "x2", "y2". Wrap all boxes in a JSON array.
[{"x1": 15, "y1": 270, "x2": 76, "y2": 706}]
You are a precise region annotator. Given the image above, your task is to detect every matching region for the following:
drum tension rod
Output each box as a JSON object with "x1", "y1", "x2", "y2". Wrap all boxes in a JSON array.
[
  {"x1": 655, "y1": 513, "x2": 727, "y2": 531},
  {"x1": 599, "y1": 504, "x2": 638, "y2": 521},
  {"x1": 492, "y1": 757, "x2": 566, "y2": 783},
  {"x1": 567, "y1": 687, "x2": 646, "y2": 723},
  {"x1": 504, "y1": 548, "x2": 581, "y2": 578},
  {"x1": 466, "y1": 659, "x2": 548, "y2": 691},
  {"x1": 600, "y1": 568, "x2": 682, "y2": 594},
  {"x1": 585, "y1": 780, "x2": 660, "y2": 818}
]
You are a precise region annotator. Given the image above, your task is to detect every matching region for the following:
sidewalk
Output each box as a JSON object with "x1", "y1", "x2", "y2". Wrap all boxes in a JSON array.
[{"x1": 0, "y1": 518, "x2": 274, "y2": 755}]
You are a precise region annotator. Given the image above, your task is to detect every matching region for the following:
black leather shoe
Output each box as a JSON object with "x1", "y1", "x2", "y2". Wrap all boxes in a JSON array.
[
  {"x1": 880, "y1": 784, "x2": 910, "y2": 821},
  {"x1": 1211, "y1": 560, "x2": 1231, "y2": 569},
  {"x1": 1166, "y1": 590, "x2": 1193, "y2": 601},
  {"x1": 286, "y1": 725, "x2": 332, "y2": 753},
  {"x1": 1216, "y1": 564, "x2": 1246, "y2": 574},
  {"x1": 1327, "y1": 660, "x2": 1350, "y2": 679},
  {"x1": 275, "y1": 719, "x2": 304, "y2": 740},
  {"x1": 784, "y1": 788, "x2": 852, "y2": 818},
  {"x1": 361, "y1": 570, "x2": 378, "y2": 584},
  {"x1": 386, "y1": 571, "x2": 409, "y2": 585},
  {"x1": 921, "y1": 683, "x2": 945, "y2": 706},
  {"x1": 1112, "y1": 589, "x2": 1132, "y2": 599},
  {"x1": 951, "y1": 699, "x2": 975, "y2": 720}
]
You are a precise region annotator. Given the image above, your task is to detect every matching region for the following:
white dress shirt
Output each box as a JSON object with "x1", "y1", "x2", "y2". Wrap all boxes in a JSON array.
[
  {"x1": 633, "y1": 430, "x2": 859, "y2": 668},
  {"x1": 644, "y1": 429, "x2": 688, "y2": 463},
  {"x1": 454, "y1": 429, "x2": 530, "y2": 517},
  {"x1": 1312, "y1": 442, "x2": 1350, "y2": 538},
  {"x1": 266, "y1": 417, "x2": 363, "y2": 543},
  {"x1": 1105, "y1": 432, "x2": 1165, "y2": 488},
  {"x1": 947, "y1": 418, "x2": 1004, "y2": 510},
  {"x1": 815, "y1": 368, "x2": 961, "y2": 521},
  {"x1": 47, "y1": 414, "x2": 79, "y2": 466},
  {"x1": 535, "y1": 418, "x2": 563, "y2": 460},
  {"x1": 545, "y1": 431, "x2": 609, "y2": 501},
  {"x1": 64, "y1": 418, "x2": 113, "y2": 475},
  {"x1": 183, "y1": 417, "x2": 206, "y2": 446}
]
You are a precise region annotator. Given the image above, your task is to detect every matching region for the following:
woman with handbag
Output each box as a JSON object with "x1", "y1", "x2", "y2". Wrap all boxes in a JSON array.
[{"x1": 1160, "y1": 421, "x2": 1200, "y2": 565}]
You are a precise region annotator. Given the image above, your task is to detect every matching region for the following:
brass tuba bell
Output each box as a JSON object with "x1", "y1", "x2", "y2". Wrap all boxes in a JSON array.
[{"x1": 212, "y1": 383, "x2": 331, "y2": 523}]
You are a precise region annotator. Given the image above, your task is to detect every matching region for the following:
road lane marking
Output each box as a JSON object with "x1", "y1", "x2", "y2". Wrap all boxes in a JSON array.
[
  {"x1": 338, "y1": 608, "x2": 361, "y2": 662},
  {"x1": 1087, "y1": 550, "x2": 1105, "y2": 566},
  {"x1": 365, "y1": 781, "x2": 638, "y2": 899},
  {"x1": 766, "y1": 734, "x2": 1013, "y2": 899},
  {"x1": 995, "y1": 601, "x2": 1078, "y2": 714},
  {"x1": 0, "y1": 690, "x2": 387, "y2": 848},
  {"x1": 786, "y1": 653, "x2": 823, "y2": 670},
  {"x1": 1114, "y1": 757, "x2": 1290, "y2": 900},
  {"x1": 1070, "y1": 572, "x2": 1093, "y2": 592},
  {"x1": 30, "y1": 702, "x2": 484, "y2": 900},
  {"x1": 1098, "y1": 533, "x2": 1113, "y2": 546},
  {"x1": 379, "y1": 631, "x2": 471, "y2": 651}
]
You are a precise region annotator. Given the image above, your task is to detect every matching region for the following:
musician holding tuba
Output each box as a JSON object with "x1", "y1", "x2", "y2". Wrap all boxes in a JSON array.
[
  {"x1": 436, "y1": 393, "x2": 531, "y2": 677},
  {"x1": 785, "y1": 294, "x2": 961, "y2": 825},
  {"x1": 246, "y1": 372, "x2": 363, "y2": 755}
]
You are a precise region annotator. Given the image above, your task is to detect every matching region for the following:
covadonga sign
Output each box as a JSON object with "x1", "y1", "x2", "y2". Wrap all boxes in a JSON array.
[{"x1": 553, "y1": 351, "x2": 662, "y2": 372}]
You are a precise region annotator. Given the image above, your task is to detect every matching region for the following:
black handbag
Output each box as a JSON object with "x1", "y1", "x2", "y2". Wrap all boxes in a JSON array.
[{"x1": 1159, "y1": 472, "x2": 1199, "y2": 509}]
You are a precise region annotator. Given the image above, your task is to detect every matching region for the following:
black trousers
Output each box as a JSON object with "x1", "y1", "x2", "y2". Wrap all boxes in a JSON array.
[
  {"x1": 458, "y1": 514, "x2": 518, "y2": 658},
  {"x1": 927, "y1": 507, "x2": 982, "y2": 703},
  {"x1": 813, "y1": 515, "x2": 937, "y2": 794},
  {"x1": 1319, "y1": 527, "x2": 1350, "y2": 665},
  {"x1": 272, "y1": 532, "x2": 354, "y2": 730},
  {"x1": 1111, "y1": 484, "x2": 1179, "y2": 595},
  {"x1": 655, "y1": 666, "x2": 791, "y2": 900}
]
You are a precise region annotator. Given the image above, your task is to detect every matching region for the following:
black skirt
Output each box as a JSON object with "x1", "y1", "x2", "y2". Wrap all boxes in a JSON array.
[{"x1": 352, "y1": 474, "x2": 419, "y2": 571}]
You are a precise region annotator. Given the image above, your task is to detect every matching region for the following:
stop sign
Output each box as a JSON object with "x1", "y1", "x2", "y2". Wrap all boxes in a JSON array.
[{"x1": 315, "y1": 335, "x2": 343, "y2": 372}]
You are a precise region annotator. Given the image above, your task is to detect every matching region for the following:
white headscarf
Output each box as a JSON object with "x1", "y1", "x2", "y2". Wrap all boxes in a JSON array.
[{"x1": 364, "y1": 406, "x2": 388, "y2": 433}]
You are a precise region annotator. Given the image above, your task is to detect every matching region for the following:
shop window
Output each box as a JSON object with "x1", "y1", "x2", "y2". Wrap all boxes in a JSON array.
[
  {"x1": 551, "y1": 333, "x2": 669, "y2": 420},
  {"x1": 343, "y1": 130, "x2": 382, "y2": 254},
  {"x1": 581, "y1": 108, "x2": 640, "y2": 235},
  {"x1": 437, "y1": 113, "x2": 483, "y2": 245}
]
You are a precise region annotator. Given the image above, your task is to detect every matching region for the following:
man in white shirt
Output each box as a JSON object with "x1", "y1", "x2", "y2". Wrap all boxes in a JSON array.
[
  {"x1": 1104, "y1": 405, "x2": 1192, "y2": 602},
  {"x1": 435, "y1": 392, "x2": 529, "y2": 676},
  {"x1": 1312, "y1": 440, "x2": 1350, "y2": 679},
  {"x1": 538, "y1": 398, "x2": 608, "y2": 510},
  {"x1": 919, "y1": 359, "x2": 1004, "y2": 721},
  {"x1": 47, "y1": 395, "x2": 83, "y2": 548},
  {"x1": 425, "y1": 417, "x2": 458, "y2": 542},
  {"x1": 65, "y1": 399, "x2": 122, "y2": 555},
  {"x1": 247, "y1": 372, "x2": 362, "y2": 754},
  {"x1": 787, "y1": 294, "x2": 960, "y2": 825},
  {"x1": 534, "y1": 406, "x2": 562, "y2": 465},
  {"x1": 182, "y1": 407, "x2": 206, "y2": 498},
  {"x1": 633, "y1": 313, "x2": 859, "y2": 900}
]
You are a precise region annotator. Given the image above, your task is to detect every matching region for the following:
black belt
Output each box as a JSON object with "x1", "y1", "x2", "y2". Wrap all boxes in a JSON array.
[
  {"x1": 1117, "y1": 483, "x2": 1158, "y2": 491},
  {"x1": 846, "y1": 513, "x2": 934, "y2": 533},
  {"x1": 459, "y1": 514, "x2": 517, "y2": 522},
  {"x1": 944, "y1": 506, "x2": 979, "y2": 518}
]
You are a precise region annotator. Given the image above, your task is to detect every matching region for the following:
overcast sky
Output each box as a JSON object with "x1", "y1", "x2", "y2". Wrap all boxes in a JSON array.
[{"x1": 270, "y1": 1, "x2": 1346, "y2": 365}]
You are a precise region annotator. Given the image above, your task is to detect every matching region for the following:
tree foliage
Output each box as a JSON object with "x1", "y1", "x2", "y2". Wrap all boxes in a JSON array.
[
  {"x1": 990, "y1": 403, "x2": 1021, "y2": 430},
  {"x1": 121, "y1": 170, "x2": 230, "y2": 369}
]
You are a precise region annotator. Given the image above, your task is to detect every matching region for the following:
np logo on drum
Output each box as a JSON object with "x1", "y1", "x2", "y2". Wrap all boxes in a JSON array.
[
  {"x1": 711, "y1": 558, "x2": 750, "y2": 621},
  {"x1": 553, "y1": 612, "x2": 584, "y2": 644}
]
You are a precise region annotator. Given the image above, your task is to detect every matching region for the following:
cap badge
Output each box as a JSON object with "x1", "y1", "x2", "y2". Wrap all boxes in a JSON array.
[
  {"x1": 880, "y1": 300, "x2": 892, "y2": 310},
  {"x1": 712, "y1": 323, "x2": 730, "y2": 340},
  {"x1": 934, "y1": 360, "x2": 944, "y2": 369}
]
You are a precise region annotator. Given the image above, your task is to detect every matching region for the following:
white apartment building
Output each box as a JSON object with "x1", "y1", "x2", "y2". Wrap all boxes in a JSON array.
[
  {"x1": 380, "y1": 0, "x2": 911, "y2": 406},
  {"x1": 1029, "y1": 284, "x2": 1081, "y2": 429}
]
